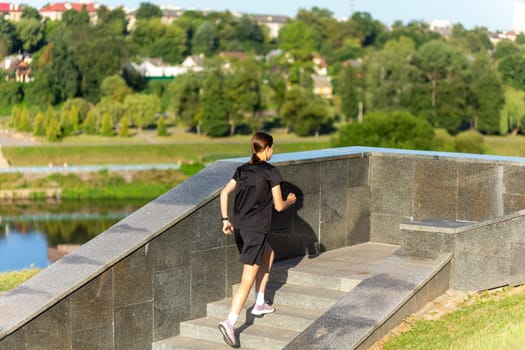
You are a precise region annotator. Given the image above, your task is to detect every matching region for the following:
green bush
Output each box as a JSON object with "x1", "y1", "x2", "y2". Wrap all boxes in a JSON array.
[
  {"x1": 433, "y1": 128, "x2": 455, "y2": 152},
  {"x1": 331, "y1": 111, "x2": 436, "y2": 150},
  {"x1": 454, "y1": 130, "x2": 484, "y2": 154}
]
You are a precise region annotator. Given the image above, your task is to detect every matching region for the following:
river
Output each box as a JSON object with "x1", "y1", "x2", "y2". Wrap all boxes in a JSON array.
[{"x1": 0, "y1": 198, "x2": 148, "y2": 272}]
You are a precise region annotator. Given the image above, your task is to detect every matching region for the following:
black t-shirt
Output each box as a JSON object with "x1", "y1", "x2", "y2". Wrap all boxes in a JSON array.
[{"x1": 232, "y1": 161, "x2": 282, "y2": 234}]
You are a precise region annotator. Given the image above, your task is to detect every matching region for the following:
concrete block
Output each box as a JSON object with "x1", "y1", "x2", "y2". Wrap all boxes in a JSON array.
[
  {"x1": 370, "y1": 155, "x2": 415, "y2": 216},
  {"x1": 457, "y1": 162, "x2": 503, "y2": 221},
  {"x1": 190, "y1": 248, "x2": 227, "y2": 318},
  {"x1": 114, "y1": 302, "x2": 153, "y2": 350},
  {"x1": 113, "y1": 246, "x2": 152, "y2": 308},
  {"x1": 451, "y1": 253, "x2": 508, "y2": 291},
  {"x1": 71, "y1": 270, "x2": 113, "y2": 333},
  {"x1": 413, "y1": 158, "x2": 457, "y2": 220},
  {"x1": 370, "y1": 213, "x2": 412, "y2": 244},
  {"x1": 72, "y1": 325, "x2": 113, "y2": 350},
  {"x1": 153, "y1": 266, "x2": 191, "y2": 341}
]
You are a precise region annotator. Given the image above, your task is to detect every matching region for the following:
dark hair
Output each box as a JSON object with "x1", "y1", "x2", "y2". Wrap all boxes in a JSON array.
[{"x1": 250, "y1": 132, "x2": 273, "y2": 164}]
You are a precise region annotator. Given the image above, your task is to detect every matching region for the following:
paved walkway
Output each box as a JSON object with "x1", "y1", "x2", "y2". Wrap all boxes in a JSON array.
[{"x1": 0, "y1": 129, "x2": 39, "y2": 168}]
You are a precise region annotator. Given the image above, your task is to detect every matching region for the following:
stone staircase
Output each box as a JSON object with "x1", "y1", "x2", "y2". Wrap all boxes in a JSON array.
[{"x1": 152, "y1": 242, "x2": 401, "y2": 350}]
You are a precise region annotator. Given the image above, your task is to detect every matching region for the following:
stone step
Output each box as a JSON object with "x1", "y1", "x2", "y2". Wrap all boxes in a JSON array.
[
  {"x1": 232, "y1": 281, "x2": 347, "y2": 311},
  {"x1": 152, "y1": 336, "x2": 257, "y2": 350},
  {"x1": 153, "y1": 243, "x2": 403, "y2": 350},
  {"x1": 269, "y1": 267, "x2": 361, "y2": 292},
  {"x1": 207, "y1": 298, "x2": 323, "y2": 332},
  {"x1": 179, "y1": 316, "x2": 299, "y2": 350}
]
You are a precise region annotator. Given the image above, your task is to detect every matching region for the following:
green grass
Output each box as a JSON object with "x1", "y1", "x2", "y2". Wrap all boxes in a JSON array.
[
  {"x1": 484, "y1": 135, "x2": 525, "y2": 157},
  {"x1": 0, "y1": 269, "x2": 41, "y2": 291},
  {"x1": 383, "y1": 287, "x2": 525, "y2": 350}
]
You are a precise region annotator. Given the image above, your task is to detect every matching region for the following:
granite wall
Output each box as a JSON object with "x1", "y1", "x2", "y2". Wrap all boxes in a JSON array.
[
  {"x1": 370, "y1": 152, "x2": 525, "y2": 244},
  {"x1": 0, "y1": 149, "x2": 371, "y2": 349},
  {"x1": 2, "y1": 147, "x2": 525, "y2": 348}
]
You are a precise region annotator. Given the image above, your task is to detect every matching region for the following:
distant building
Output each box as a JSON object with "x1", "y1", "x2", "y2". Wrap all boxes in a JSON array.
[
  {"x1": 429, "y1": 19, "x2": 452, "y2": 37},
  {"x1": 312, "y1": 54, "x2": 328, "y2": 76},
  {"x1": 0, "y1": 2, "x2": 22, "y2": 21},
  {"x1": 514, "y1": 0, "x2": 525, "y2": 33},
  {"x1": 1, "y1": 55, "x2": 33, "y2": 83},
  {"x1": 181, "y1": 54, "x2": 205, "y2": 72},
  {"x1": 252, "y1": 14, "x2": 289, "y2": 39},
  {"x1": 312, "y1": 75, "x2": 332, "y2": 99},
  {"x1": 39, "y1": 2, "x2": 99, "y2": 23},
  {"x1": 131, "y1": 58, "x2": 187, "y2": 80}
]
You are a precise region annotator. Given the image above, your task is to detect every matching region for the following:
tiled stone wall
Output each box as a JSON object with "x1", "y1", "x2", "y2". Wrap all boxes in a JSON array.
[
  {"x1": 3, "y1": 147, "x2": 525, "y2": 348},
  {"x1": 370, "y1": 153, "x2": 525, "y2": 244},
  {"x1": 0, "y1": 149, "x2": 372, "y2": 349}
]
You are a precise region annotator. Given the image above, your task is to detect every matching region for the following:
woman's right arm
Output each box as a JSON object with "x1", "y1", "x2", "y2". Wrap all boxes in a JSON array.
[{"x1": 220, "y1": 179, "x2": 236, "y2": 235}]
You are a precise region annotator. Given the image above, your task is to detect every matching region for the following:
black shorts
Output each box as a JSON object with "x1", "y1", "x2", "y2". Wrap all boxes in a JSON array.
[{"x1": 234, "y1": 229, "x2": 268, "y2": 265}]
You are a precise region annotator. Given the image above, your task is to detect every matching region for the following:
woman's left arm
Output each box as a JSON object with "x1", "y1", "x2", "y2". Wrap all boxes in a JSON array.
[{"x1": 272, "y1": 184, "x2": 296, "y2": 212}]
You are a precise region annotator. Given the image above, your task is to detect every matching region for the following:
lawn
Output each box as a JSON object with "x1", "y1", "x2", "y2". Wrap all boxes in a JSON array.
[
  {"x1": 1, "y1": 128, "x2": 330, "y2": 166},
  {"x1": 382, "y1": 286, "x2": 525, "y2": 350}
]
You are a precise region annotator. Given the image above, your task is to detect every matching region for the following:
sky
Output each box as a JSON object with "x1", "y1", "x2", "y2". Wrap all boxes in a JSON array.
[{"x1": 24, "y1": 0, "x2": 516, "y2": 31}]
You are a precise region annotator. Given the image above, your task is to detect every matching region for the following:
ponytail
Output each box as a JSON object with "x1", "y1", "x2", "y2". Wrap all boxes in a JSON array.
[{"x1": 249, "y1": 132, "x2": 273, "y2": 164}]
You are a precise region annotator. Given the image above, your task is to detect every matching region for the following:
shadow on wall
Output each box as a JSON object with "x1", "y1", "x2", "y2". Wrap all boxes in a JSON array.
[{"x1": 270, "y1": 181, "x2": 323, "y2": 261}]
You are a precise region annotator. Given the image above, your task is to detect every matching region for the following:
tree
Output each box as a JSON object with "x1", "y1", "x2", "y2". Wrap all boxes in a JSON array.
[
  {"x1": 16, "y1": 18, "x2": 45, "y2": 53},
  {"x1": 21, "y1": 6, "x2": 42, "y2": 21},
  {"x1": 414, "y1": 40, "x2": 470, "y2": 133},
  {"x1": 499, "y1": 87, "x2": 525, "y2": 135},
  {"x1": 130, "y1": 18, "x2": 166, "y2": 55},
  {"x1": 278, "y1": 21, "x2": 319, "y2": 60},
  {"x1": 149, "y1": 24, "x2": 186, "y2": 64},
  {"x1": 156, "y1": 116, "x2": 168, "y2": 136},
  {"x1": 0, "y1": 81, "x2": 23, "y2": 106},
  {"x1": 70, "y1": 25, "x2": 128, "y2": 102},
  {"x1": 45, "y1": 116, "x2": 61, "y2": 142},
  {"x1": 498, "y1": 54, "x2": 525, "y2": 90},
  {"x1": 347, "y1": 12, "x2": 385, "y2": 47},
  {"x1": 468, "y1": 54, "x2": 504, "y2": 134},
  {"x1": 97, "y1": 6, "x2": 127, "y2": 35},
  {"x1": 235, "y1": 15, "x2": 266, "y2": 53},
  {"x1": 337, "y1": 64, "x2": 363, "y2": 121},
  {"x1": 96, "y1": 96, "x2": 125, "y2": 124},
  {"x1": 365, "y1": 36, "x2": 421, "y2": 114},
  {"x1": 192, "y1": 21, "x2": 218, "y2": 56},
  {"x1": 36, "y1": 38, "x2": 81, "y2": 103},
  {"x1": 169, "y1": 71, "x2": 202, "y2": 130},
  {"x1": 294, "y1": 95, "x2": 332, "y2": 137},
  {"x1": 199, "y1": 69, "x2": 230, "y2": 137},
  {"x1": 33, "y1": 112, "x2": 46, "y2": 136},
  {"x1": 225, "y1": 58, "x2": 263, "y2": 134},
  {"x1": 118, "y1": 116, "x2": 129, "y2": 137},
  {"x1": 449, "y1": 25, "x2": 492, "y2": 54},
  {"x1": 135, "y1": 2, "x2": 162, "y2": 20},
  {"x1": 379, "y1": 20, "x2": 441, "y2": 48},
  {"x1": 0, "y1": 17, "x2": 20, "y2": 57},
  {"x1": 280, "y1": 86, "x2": 310, "y2": 132},
  {"x1": 100, "y1": 112, "x2": 114, "y2": 136},
  {"x1": 123, "y1": 94, "x2": 160, "y2": 131},
  {"x1": 82, "y1": 110, "x2": 99, "y2": 135},
  {"x1": 493, "y1": 39, "x2": 520, "y2": 60},
  {"x1": 101, "y1": 75, "x2": 131, "y2": 102},
  {"x1": 331, "y1": 111, "x2": 435, "y2": 150},
  {"x1": 61, "y1": 98, "x2": 90, "y2": 125}
]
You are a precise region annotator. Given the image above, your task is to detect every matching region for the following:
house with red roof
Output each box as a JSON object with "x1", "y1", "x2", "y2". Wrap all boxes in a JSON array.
[
  {"x1": 0, "y1": 2, "x2": 23, "y2": 21},
  {"x1": 39, "y1": 2, "x2": 99, "y2": 22}
]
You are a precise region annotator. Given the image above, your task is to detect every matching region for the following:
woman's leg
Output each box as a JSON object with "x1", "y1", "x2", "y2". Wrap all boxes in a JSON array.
[
  {"x1": 231, "y1": 263, "x2": 260, "y2": 315},
  {"x1": 255, "y1": 242, "x2": 274, "y2": 295}
]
